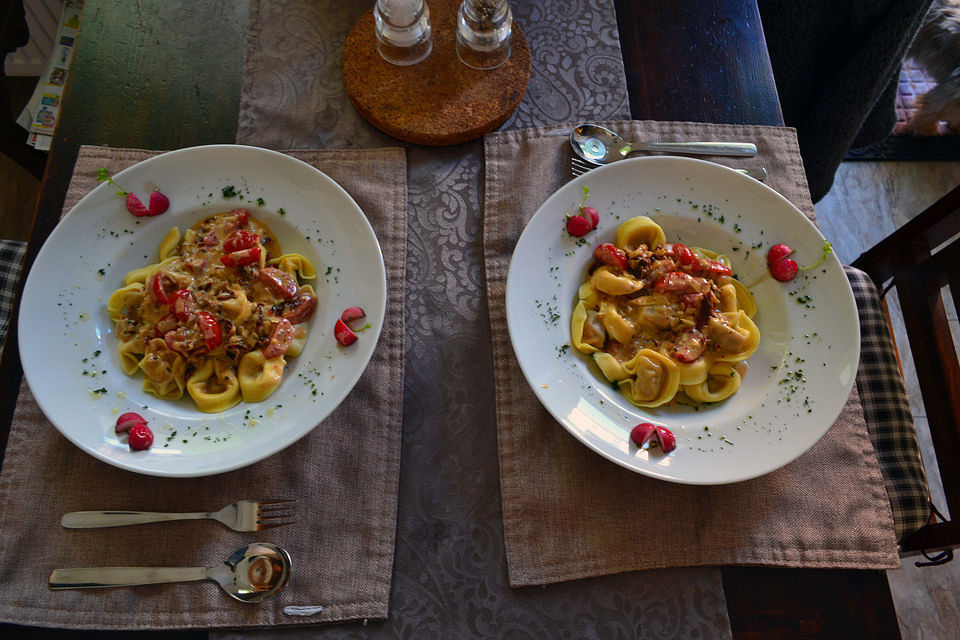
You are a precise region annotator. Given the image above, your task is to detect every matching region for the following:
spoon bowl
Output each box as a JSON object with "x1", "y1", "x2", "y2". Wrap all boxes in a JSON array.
[
  {"x1": 48, "y1": 542, "x2": 292, "y2": 604},
  {"x1": 210, "y1": 542, "x2": 292, "y2": 603}
]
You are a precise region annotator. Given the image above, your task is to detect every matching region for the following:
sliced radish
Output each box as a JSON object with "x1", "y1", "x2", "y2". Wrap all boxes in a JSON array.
[
  {"x1": 565, "y1": 213, "x2": 592, "y2": 237},
  {"x1": 655, "y1": 426, "x2": 677, "y2": 453},
  {"x1": 148, "y1": 190, "x2": 170, "y2": 215},
  {"x1": 769, "y1": 257, "x2": 799, "y2": 282},
  {"x1": 767, "y1": 243, "x2": 794, "y2": 265},
  {"x1": 334, "y1": 319, "x2": 358, "y2": 346},
  {"x1": 126, "y1": 193, "x2": 150, "y2": 216},
  {"x1": 115, "y1": 412, "x2": 146, "y2": 435},
  {"x1": 630, "y1": 423, "x2": 657, "y2": 448},
  {"x1": 581, "y1": 206, "x2": 599, "y2": 229},
  {"x1": 341, "y1": 307, "x2": 366, "y2": 323},
  {"x1": 128, "y1": 423, "x2": 154, "y2": 450}
]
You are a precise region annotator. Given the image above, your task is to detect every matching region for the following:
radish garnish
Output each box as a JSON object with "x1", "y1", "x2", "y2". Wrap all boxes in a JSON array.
[
  {"x1": 125, "y1": 193, "x2": 150, "y2": 217},
  {"x1": 655, "y1": 426, "x2": 677, "y2": 453},
  {"x1": 340, "y1": 307, "x2": 366, "y2": 323},
  {"x1": 630, "y1": 423, "x2": 677, "y2": 454},
  {"x1": 334, "y1": 319, "x2": 358, "y2": 346},
  {"x1": 148, "y1": 190, "x2": 170, "y2": 215},
  {"x1": 630, "y1": 423, "x2": 657, "y2": 448},
  {"x1": 335, "y1": 307, "x2": 369, "y2": 346},
  {"x1": 97, "y1": 167, "x2": 170, "y2": 218}
]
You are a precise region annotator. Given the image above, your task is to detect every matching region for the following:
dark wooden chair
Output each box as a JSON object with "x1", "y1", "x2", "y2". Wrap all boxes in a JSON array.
[
  {"x1": 0, "y1": 0, "x2": 47, "y2": 180},
  {"x1": 853, "y1": 184, "x2": 960, "y2": 560}
]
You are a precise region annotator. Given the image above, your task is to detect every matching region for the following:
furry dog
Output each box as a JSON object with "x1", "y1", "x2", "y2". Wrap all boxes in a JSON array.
[{"x1": 909, "y1": 0, "x2": 960, "y2": 134}]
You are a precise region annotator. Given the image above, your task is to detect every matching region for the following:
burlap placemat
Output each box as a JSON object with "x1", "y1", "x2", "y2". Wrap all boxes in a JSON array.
[
  {"x1": 0, "y1": 145, "x2": 406, "y2": 629},
  {"x1": 484, "y1": 121, "x2": 900, "y2": 587}
]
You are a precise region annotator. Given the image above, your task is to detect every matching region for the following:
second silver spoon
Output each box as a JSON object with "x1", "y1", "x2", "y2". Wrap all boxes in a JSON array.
[{"x1": 572, "y1": 124, "x2": 757, "y2": 164}]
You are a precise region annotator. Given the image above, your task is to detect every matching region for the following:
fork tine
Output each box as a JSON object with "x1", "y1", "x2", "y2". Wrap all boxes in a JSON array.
[
  {"x1": 258, "y1": 503, "x2": 297, "y2": 513},
  {"x1": 257, "y1": 498, "x2": 297, "y2": 506},
  {"x1": 258, "y1": 520, "x2": 294, "y2": 531},
  {"x1": 570, "y1": 156, "x2": 596, "y2": 178},
  {"x1": 257, "y1": 510, "x2": 295, "y2": 521}
]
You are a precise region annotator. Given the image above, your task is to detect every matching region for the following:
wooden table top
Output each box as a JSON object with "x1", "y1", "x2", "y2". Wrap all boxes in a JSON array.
[{"x1": 0, "y1": 1, "x2": 900, "y2": 638}]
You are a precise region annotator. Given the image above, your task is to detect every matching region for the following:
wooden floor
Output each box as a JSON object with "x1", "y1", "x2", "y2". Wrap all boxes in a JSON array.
[
  {"x1": 0, "y1": 142, "x2": 957, "y2": 636},
  {"x1": 816, "y1": 161, "x2": 960, "y2": 640}
]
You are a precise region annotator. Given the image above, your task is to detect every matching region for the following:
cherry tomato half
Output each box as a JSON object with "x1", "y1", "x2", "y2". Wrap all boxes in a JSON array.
[
  {"x1": 219, "y1": 245, "x2": 262, "y2": 267},
  {"x1": 197, "y1": 311, "x2": 222, "y2": 350}
]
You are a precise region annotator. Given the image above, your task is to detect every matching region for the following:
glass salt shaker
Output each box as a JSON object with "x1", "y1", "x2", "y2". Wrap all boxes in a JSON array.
[
  {"x1": 455, "y1": 0, "x2": 512, "y2": 70},
  {"x1": 374, "y1": 0, "x2": 433, "y2": 66}
]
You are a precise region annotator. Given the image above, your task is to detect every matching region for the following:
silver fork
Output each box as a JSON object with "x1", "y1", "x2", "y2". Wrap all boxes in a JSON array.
[
  {"x1": 570, "y1": 155, "x2": 767, "y2": 181},
  {"x1": 61, "y1": 499, "x2": 296, "y2": 532}
]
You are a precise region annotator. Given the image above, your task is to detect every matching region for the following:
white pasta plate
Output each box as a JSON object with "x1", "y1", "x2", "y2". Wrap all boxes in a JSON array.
[
  {"x1": 506, "y1": 156, "x2": 859, "y2": 484},
  {"x1": 19, "y1": 145, "x2": 386, "y2": 477}
]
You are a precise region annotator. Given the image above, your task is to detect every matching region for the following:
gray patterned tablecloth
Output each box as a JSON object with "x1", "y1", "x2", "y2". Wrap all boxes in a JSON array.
[{"x1": 220, "y1": 1, "x2": 733, "y2": 637}]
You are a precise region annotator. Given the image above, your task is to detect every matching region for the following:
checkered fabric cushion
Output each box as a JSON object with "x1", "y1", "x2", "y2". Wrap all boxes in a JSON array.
[
  {"x1": 846, "y1": 266, "x2": 932, "y2": 541},
  {"x1": 0, "y1": 239, "x2": 26, "y2": 351}
]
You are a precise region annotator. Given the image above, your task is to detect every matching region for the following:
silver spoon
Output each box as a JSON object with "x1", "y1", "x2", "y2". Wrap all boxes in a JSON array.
[
  {"x1": 48, "y1": 542, "x2": 291, "y2": 603},
  {"x1": 571, "y1": 124, "x2": 757, "y2": 164}
]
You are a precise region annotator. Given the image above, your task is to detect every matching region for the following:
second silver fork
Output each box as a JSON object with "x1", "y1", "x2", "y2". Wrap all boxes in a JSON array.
[
  {"x1": 61, "y1": 499, "x2": 296, "y2": 532},
  {"x1": 570, "y1": 155, "x2": 767, "y2": 181}
]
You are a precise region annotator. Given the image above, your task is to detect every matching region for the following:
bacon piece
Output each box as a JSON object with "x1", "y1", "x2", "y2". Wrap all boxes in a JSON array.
[
  {"x1": 258, "y1": 267, "x2": 298, "y2": 300},
  {"x1": 262, "y1": 318, "x2": 294, "y2": 358}
]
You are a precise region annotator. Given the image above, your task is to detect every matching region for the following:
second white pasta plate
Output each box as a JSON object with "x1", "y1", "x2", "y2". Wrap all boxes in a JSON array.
[
  {"x1": 505, "y1": 156, "x2": 860, "y2": 484},
  {"x1": 19, "y1": 145, "x2": 386, "y2": 477}
]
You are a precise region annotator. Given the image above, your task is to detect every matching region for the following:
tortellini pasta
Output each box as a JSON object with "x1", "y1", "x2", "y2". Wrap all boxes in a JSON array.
[
  {"x1": 571, "y1": 216, "x2": 760, "y2": 407},
  {"x1": 107, "y1": 210, "x2": 320, "y2": 413}
]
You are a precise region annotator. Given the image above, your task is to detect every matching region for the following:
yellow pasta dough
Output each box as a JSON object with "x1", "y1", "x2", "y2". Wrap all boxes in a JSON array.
[
  {"x1": 571, "y1": 216, "x2": 760, "y2": 406},
  {"x1": 108, "y1": 209, "x2": 319, "y2": 412}
]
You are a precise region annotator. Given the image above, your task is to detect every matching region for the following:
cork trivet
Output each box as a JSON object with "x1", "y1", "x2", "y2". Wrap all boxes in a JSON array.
[{"x1": 342, "y1": 0, "x2": 530, "y2": 146}]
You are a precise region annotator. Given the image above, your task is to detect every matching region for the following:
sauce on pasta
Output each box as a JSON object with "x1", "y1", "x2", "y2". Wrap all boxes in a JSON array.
[
  {"x1": 108, "y1": 208, "x2": 318, "y2": 412},
  {"x1": 571, "y1": 216, "x2": 760, "y2": 408}
]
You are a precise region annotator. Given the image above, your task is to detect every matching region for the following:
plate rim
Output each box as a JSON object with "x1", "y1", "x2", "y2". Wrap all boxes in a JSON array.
[
  {"x1": 505, "y1": 155, "x2": 860, "y2": 485},
  {"x1": 18, "y1": 143, "x2": 387, "y2": 477}
]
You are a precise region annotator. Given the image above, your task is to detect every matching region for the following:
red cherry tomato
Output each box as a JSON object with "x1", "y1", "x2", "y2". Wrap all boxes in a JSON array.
[
  {"x1": 231, "y1": 208, "x2": 250, "y2": 226},
  {"x1": 673, "y1": 243, "x2": 696, "y2": 267},
  {"x1": 168, "y1": 289, "x2": 194, "y2": 322},
  {"x1": 593, "y1": 243, "x2": 628, "y2": 271},
  {"x1": 197, "y1": 311, "x2": 222, "y2": 350},
  {"x1": 219, "y1": 245, "x2": 262, "y2": 267},
  {"x1": 704, "y1": 259, "x2": 733, "y2": 277},
  {"x1": 149, "y1": 271, "x2": 172, "y2": 304},
  {"x1": 223, "y1": 229, "x2": 260, "y2": 253}
]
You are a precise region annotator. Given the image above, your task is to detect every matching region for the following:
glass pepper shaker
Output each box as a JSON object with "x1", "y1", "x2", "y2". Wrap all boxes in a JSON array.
[
  {"x1": 374, "y1": 0, "x2": 433, "y2": 66},
  {"x1": 455, "y1": 0, "x2": 512, "y2": 70}
]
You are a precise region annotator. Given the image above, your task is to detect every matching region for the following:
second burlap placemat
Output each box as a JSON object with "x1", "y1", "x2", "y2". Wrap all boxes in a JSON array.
[
  {"x1": 484, "y1": 121, "x2": 900, "y2": 587},
  {"x1": 0, "y1": 145, "x2": 406, "y2": 628}
]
